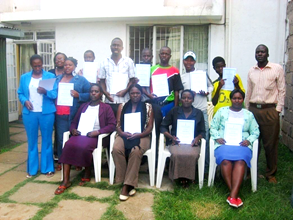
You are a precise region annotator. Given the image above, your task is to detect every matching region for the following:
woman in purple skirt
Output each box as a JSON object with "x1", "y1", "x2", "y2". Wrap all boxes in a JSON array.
[
  {"x1": 55, "y1": 83, "x2": 116, "y2": 195},
  {"x1": 210, "y1": 89, "x2": 259, "y2": 208}
]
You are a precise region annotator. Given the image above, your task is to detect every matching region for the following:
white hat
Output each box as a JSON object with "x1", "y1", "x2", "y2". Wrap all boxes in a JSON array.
[{"x1": 183, "y1": 51, "x2": 196, "y2": 61}]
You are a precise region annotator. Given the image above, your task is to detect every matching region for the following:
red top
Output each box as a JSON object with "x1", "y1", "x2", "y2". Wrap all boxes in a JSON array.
[{"x1": 56, "y1": 99, "x2": 70, "y2": 115}]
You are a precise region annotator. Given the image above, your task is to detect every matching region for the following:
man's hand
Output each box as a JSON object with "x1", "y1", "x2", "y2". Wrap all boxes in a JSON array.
[{"x1": 219, "y1": 79, "x2": 225, "y2": 89}]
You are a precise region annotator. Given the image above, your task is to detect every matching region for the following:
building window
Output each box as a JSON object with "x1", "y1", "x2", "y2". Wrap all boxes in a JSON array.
[
  {"x1": 129, "y1": 26, "x2": 153, "y2": 64},
  {"x1": 129, "y1": 25, "x2": 208, "y2": 71}
]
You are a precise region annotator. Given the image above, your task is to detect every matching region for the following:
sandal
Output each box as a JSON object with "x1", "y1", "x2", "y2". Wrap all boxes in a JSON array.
[
  {"x1": 56, "y1": 164, "x2": 62, "y2": 171},
  {"x1": 54, "y1": 184, "x2": 71, "y2": 195},
  {"x1": 79, "y1": 178, "x2": 90, "y2": 186},
  {"x1": 46, "y1": 172, "x2": 54, "y2": 178}
]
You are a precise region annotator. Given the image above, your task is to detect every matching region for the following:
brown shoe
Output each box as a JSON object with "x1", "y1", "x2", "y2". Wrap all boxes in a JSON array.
[{"x1": 268, "y1": 177, "x2": 277, "y2": 183}]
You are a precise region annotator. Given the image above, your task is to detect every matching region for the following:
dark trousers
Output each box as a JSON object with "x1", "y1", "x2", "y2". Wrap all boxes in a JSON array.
[
  {"x1": 55, "y1": 114, "x2": 70, "y2": 160},
  {"x1": 249, "y1": 106, "x2": 280, "y2": 179},
  {"x1": 109, "y1": 103, "x2": 120, "y2": 119}
]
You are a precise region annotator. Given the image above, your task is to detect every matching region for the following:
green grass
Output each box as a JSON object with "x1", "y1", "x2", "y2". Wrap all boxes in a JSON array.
[
  {"x1": 1, "y1": 131, "x2": 292, "y2": 219},
  {"x1": 153, "y1": 143, "x2": 293, "y2": 220}
]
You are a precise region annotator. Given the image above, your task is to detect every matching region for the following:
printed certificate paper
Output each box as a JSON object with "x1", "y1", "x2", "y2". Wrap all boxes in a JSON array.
[
  {"x1": 190, "y1": 71, "x2": 207, "y2": 93},
  {"x1": 152, "y1": 74, "x2": 169, "y2": 97},
  {"x1": 110, "y1": 72, "x2": 128, "y2": 94},
  {"x1": 124, "y1": 112, "x2": 141, "y2": 134},
  {"x1": 77, "y1": 113, "x2": 96, "y2": 136},
  {"x1": 57, "y1": 83, "x2": 74, "y2": 106},
  {"x1": 83, "y1": 62, "x2": 98, "y2": 83},
  {"x1": 39, "y1": 78, "x2": 56, "y2": 91},
  {"x1": 136, "y1": 64, "x2": 150, "y2": 86},
  {"x1": 224, "y1": 121, "x2": 242, "y2": 146},
  {"x1": 176, "y1": 119, "x2": 195, "y2": 144},
  {"x1": 222, "y1": 68, "x2": 236, "y2": 91}
]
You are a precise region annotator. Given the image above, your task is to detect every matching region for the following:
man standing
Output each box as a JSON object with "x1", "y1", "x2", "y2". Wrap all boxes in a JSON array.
[
  {"x1": 181, "y1": 51, "x2": 213, "y2": 170},
  {"x1": 211, "y1": 56, "x2": 245, "y2": 115},
  {"x1": 99, "y1": 38, "x2": 136, "y2": 116},
  {"x1": 246, "y1": 44, "x2": 285, "y2": 183},
  {"x1": 150, "y1": 46, "x2": 183, "y2": 117},
  {"x1": 139, "y1": 48, "x2": 153, "y2": 101}
]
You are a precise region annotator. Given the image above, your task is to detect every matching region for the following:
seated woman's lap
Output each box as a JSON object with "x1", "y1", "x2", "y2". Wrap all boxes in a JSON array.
[
  {"x1": 169, "y1": 144, "x2": 200, "y2": 159},
  {"x1": 59, "y1": 135, "x2": 98, "y2": 167},
  {"x1": 215, "y1": 145, "x2": 252, "y2": 168},
  {"x1": 113, "y1": 136, "x2": 150, "y2": 157}
]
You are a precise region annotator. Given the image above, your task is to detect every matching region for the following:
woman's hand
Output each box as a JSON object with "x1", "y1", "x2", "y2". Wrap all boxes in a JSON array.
[
  {"x1": 233, "y1": 76, "x2": 239, "y2": 86},
  {"x1": 71, "y1": 129, "x2": 80, "y2": 136},
  {"x1": 24, "y1": 101, "x2": 34, "y2": 110},
  {"x1": 240, "y1": 140, "x2": 250, "y2": 147},
  {"x1": 171, "y1": 136, "x2": 180, "y2": 145},
  {"x1": 87, "y1": 130, "x2": 100, "y2": 138},
  {"x1": 216, "y1": 138, "x2": 226, "y2": 145},
  {"x1": 198, "y1": 90, "x2": 209, "y2": 96},
  {"x1": 37, "y1": 87, "x2": 47, "y2": 95},
  {"x1": 70, "y1": 90, "x2": 79, "y2": 98},
  {"x1": 121, "y1": 132, "x2": 132, "y2": 138},
  {"x1": 191, "y1": 137, "x2": 201, "y2": 146},
  {"x1": 127, "y1": 133, "x2": 141, "y2": 140}
]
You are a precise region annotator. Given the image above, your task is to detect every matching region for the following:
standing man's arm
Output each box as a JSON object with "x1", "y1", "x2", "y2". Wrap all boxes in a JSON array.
[
  {"x1": 100, "y1": 79, "x2": 113, "y2": 102},
  {"x1": 276, "y1": 67, "x2": 286, "y2": 112},
  {"x1": 174, "y1": 91, "x2": 179, "y2": 106}
]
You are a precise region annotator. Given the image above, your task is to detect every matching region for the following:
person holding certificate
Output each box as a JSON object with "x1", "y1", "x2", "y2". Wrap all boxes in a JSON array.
[
  {"x1": 55, "y1": 57, "x2": 91, "y2": 170},
  {"x1": 211, "y1": 57, "x2": 245, "y2": 115},
  {"x1": 77, "y1": 50, "x2": 99, "y2": 83},
  {"x1": 48, "y1": 52, "x2": 67, "y2": 76},
  {"x1": 55, "y1": 84, "x2": 116, "y2": 194},
  {"x1": 210, "y1": 89, "x2": 260, "y2": 208},
  {"x1": 18, "y1": 54, "x2": 57, "y2": 178},
  {"x1": 112, "y1": 84, "x2": 154, "y2": 201},
  {"x1": 160, "y1": 90, "x2": 206, "y2": 188}
]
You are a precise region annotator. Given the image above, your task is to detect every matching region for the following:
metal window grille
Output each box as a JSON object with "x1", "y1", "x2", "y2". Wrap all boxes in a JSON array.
[{"x1": 129, "y1": 26, "x2": 153, "y2": 64}]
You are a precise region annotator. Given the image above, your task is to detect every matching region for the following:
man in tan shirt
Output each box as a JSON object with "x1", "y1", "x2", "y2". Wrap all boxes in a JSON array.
[{"x1": 245, "y1": 44, "x2": 285, "y2": 183}]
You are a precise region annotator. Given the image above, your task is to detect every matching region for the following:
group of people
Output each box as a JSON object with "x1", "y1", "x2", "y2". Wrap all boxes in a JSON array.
[{"x1": 18, "y1": 36, "x2": 285, "y2": 208}]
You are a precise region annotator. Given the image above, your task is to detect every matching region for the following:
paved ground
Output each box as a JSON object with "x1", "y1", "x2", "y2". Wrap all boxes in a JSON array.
[{"x1": 0, "y1": 121, "x2": 173, "y2": 220}]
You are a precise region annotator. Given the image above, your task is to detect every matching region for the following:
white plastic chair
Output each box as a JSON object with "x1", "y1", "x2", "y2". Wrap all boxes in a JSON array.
[
  {"x1": 208, "y1": 138, "x2": 258, "y2": 192},
  {"x1": 61, "y1": 131, "x2": 110, "y2": 182},
  {"x1": 108, "y1": 121, "x2": 156, "y2": 186},
  {"x1": 207, "y1": 101, "x2": 214, "y2": 127},
  {"x1": 156, "y1": 133, "x2": 206, "y2": 189}
]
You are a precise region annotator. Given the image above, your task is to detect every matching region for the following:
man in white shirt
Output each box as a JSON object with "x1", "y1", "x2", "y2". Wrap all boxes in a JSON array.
[
  {"x1": 99, "y1": 38, "x2": 136, "y2": 116},
  {"x1": 181, "y1": 51, "x2": 213, "y2": 171}
]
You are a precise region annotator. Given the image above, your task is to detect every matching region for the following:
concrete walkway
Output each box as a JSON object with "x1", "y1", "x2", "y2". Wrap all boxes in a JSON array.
[{"x1": 0, "y1": 121, "x2": 173, "y2": 220}]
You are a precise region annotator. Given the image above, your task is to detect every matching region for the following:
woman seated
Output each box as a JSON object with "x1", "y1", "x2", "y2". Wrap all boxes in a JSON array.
[
  {"x1": 160, "y1": 90, "x2": 206, "y2": 188},
  {"x1": 210, "y1": 89, "x2": 260, "y2": 208},
  {"x1": 112, "y1": 84, "x2": 154, "y2": 201},
  {"x1": 55, "y1": 83, "x2": 116, "y2": 195}
]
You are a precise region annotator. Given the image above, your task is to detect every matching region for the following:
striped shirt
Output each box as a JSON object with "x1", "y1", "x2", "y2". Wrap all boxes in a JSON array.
[
  {"x1": 98, "y1": 57, "x2": 135, "y2": 104},
  {"x1": 245, "y1": 62, "x2": 285, "y2": 112}
]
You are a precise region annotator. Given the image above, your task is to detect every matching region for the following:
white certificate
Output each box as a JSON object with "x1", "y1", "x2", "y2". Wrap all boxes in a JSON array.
[
  {"x1": 77, "y1": 113, "x2": 96, "y2": 136},
  {"x1": 83, "y1": 62, "x2": 98, "y2": 83},
  {"x1": 222, "y1": 68, "x2": 236, "y2": 91},
  {"x1": 190, "y1": 71, "x2": 207, "y2": 93},
  {"x1": 152, "y1": 74, "x2": 169, "y2": 97},
  {"x1": 57, "y1": 83, "x2": 74, "y2": 106},
  {"x1": 176, "y1": 119, "x2": 195, "y2": 144},
  {"x1": 136, "y1": 64, "x2": 150, "y2": 86},
  {"x1": 124, "y1": 112, "x2": 141, "y2": 134},
  {"x1": 224, "y1": 121, "x2": 243, "y2": 146},
  {"x1": 110, "y1": 72, "x2": 128, "y2": 94},
  {"x1": 39, "y1": 78, "x2": 56, "y2": 91}
]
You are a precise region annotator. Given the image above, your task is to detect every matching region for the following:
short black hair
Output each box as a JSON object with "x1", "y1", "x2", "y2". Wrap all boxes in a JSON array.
[
  {"x1": 65, "y1": 57, "x2": 78, "y2": 66},
  {"x1": 90, "y1": 83, "x2": 103, "y2": 94},
  {"x1": 159, "y1": 46, "x2": 171, "y2": 54},
  {"x1": 212, "y1": 56, "x2": 226, "y2": 68},
  {"x1": 53, "y1": 52, "x2": 67, "y2": 64},
  {"x1": 84, "y1": 50, "x2": 95, "y2": 58},
  {"x1": 256, "y1": 44, "x2": 269, "y2": 54},
  {"x1": 142, "y1": 48, "x2": 152, "y2": 54},
  {"x1": 111, "y1": 37, "x2": 123, "y2": 45},
  {"x1": 230, "y1": 89, "x2": 245, "y2": 100},
  {"x1": 30, "y1": 54, "x2": 43, "y2": 65},
  {"x1": 181, "y1": 89, "x2": 195, "y2": 101},
  {"x1": 129, "y1": 84, "x2": 143, "y2": 94}
]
